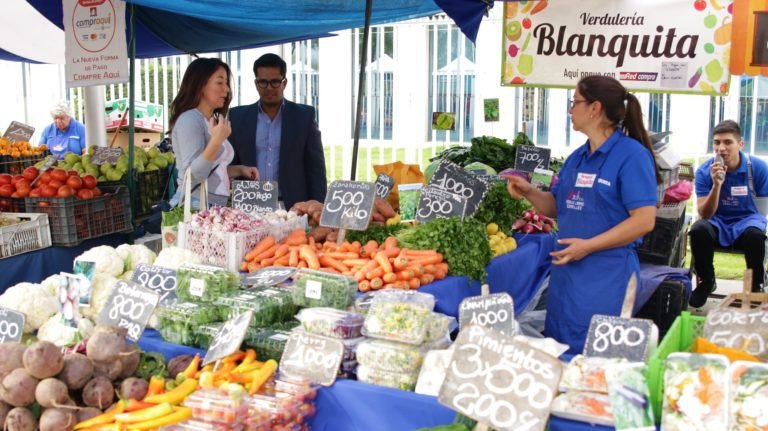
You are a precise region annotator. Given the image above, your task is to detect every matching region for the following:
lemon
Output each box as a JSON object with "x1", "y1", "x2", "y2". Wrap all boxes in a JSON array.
[
  {"x1": 486, "y1": 223, "x2": 499, "y2": 235},
  {"x1": 489, "y1": 236, "x2": 501, "y2": 245},
  {"x1": 504, "y1": 237, "x2": 517, "y2": 251}
]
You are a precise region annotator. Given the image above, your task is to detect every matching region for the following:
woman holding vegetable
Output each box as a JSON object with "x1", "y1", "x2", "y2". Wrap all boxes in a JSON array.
[
  {"x1": 169, "y1": 58, "x2": 259, "y2": 208},
  {"x1": 503, "y1": 76, "x2": 660, "y2": 353}
]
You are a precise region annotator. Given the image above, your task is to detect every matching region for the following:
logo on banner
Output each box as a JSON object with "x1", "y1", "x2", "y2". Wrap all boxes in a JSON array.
[{"x1": 72, "y1": 0, "x2": 117, "y2": 53}]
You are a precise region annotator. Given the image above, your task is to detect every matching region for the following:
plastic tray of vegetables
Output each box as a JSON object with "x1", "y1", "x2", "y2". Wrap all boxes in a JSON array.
[
  {"x1": 176, "y1": 263, "x2": 239, "y2": 303},
  {"x1": 291, "y1": 268, "x2": 357, "y2": 309},
  {"x1": 362, "y1": 290, "x2": 435, "y2": 345},
  {"x1": 158, "y1": 301, "x2": 221, "y2": 346},
  {"x1": 295, "y1": 307, "x2": 364, "y2": 339}
]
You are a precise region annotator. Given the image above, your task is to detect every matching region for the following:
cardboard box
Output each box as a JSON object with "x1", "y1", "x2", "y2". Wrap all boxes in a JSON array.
[
  {"x1": 106, "y1": 131, "x2": 163, "y2": 150},
  {"x1": 105, "y1": 98, "x2": 164, "y2": 132}
]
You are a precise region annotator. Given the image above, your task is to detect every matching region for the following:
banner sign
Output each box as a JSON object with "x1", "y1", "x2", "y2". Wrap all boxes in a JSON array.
[
  {"x1": 501, "y1": 0, "x2": 733, "y2": 95},
  {"x1": 64, "y1": 0, "x2": 129, "y2": 88}
]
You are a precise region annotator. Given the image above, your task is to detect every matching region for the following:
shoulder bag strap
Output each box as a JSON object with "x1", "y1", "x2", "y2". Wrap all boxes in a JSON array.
[{"x1": 183, "y1": 169, "x2": 208, "y2": 222}]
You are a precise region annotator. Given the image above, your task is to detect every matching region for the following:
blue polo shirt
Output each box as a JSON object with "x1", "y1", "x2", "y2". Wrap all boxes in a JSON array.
[
  {"x1": 695, "y1": 152, "x2": 768, "y2": 245},
  {"x1": 39, "y1": 119, "x2": 86, "y2": 159}
]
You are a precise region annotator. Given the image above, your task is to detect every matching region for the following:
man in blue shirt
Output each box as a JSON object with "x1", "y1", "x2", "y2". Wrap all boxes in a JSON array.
[
  {"x1": 39, "y1": 100, "x2": 86, "y2": 159},
  {"x1": 690, "y1": 120, "x2": 768, "y2": 307}
]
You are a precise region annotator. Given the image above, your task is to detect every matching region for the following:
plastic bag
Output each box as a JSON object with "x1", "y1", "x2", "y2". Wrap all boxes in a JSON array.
[
  {"x1": 373, "y1": 161, "x2": 425, "y2": 211},
  {"x1": 663, "y1": 180, "x2": 692, "y2": 204}
]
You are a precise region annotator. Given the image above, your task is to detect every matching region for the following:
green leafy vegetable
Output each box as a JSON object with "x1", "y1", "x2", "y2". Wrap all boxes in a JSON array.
[
  {"x1": 346, "y1": 223, "x2": 408, "y2": 245},
  {"x1": 430, "y1": 146, "x2": 471, "y2": 166},
  {"x1": 474, "y1": 182, "x2": 531, "y2": 235},
  {"x1": 467, "y1": 136, "x2": 516, "y2": 172},
  {"x1": 136, "y1": 351, "x2": 168, "y2": 379},
  {"x1": 396, "y1": 217, "x2": 492, "y2": 282},
  {"x1": 176, "y1": 264, "x2": 239, "y2": 303}
]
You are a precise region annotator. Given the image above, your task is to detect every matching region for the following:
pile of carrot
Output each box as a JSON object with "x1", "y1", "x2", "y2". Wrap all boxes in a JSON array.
[{"x1": 241, "y1": 229, "x2": 448, "y2": 291}]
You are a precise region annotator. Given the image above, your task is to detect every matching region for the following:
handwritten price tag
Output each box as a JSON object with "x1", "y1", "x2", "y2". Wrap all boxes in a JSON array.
[
  {"x1": 232, "y1": 180, "x2": 279, "y2": 213},
  {"x1": 514, "y1": 146, "x2": 551, "y2": 173},
  {"x1": 91, "y1": 147, "x2": 124, "y2": 165},
  {"x1": 703, "y1": 309, "x2": 768, "y2": 360},
  {"x1": 374, "y1": 173, "x2": 396, "y2": 199},
  {"x1": 3, "y1": 121, "x2": 35, "y2": 143},
  {"x1": 428, "y1": 160, "x2": 489, "y2": 216},
  {"x1": 132, "y1": 264, "x2": 177, "y2": 305},
  {"x1": 204, "y1": 310, "x2": 254, "y2": 366},
  {"x1": 0, "y1": 307, "x2": 25, "y2": 343},
  {"x1": 241, "y1": 266, "x2": 296, "y2": 287},
  {"x1": 459, "y1": 293, "x2": 516, "y2": 336},
  {"x1": 97, "y1": 280, "x2": 159, "y2": 342},
  {"x1": 415, "y1": 186, "x2": 467, "y2": 223},
  {"x1": 439, "y1": 325, "x2": 561, "y2": 431},
  {"x1": 584, "y1": 315, "x2": 655, "y2": 362},
  {"x1": 319, "y1": 181, "x2": 376, "y2": 231},
  {"x1": 280, "y1": 329, "x2": 344, "y2": 386}
]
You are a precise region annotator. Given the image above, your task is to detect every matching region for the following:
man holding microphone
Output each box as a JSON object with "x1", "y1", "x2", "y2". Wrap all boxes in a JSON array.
[{"x1": 689, "y1": 120, "x2": 768, "y2": 307}]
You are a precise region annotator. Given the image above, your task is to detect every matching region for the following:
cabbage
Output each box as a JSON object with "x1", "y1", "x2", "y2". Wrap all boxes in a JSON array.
[{"x1": 463, "y1": 162, "x2": 497, "y2": 175}]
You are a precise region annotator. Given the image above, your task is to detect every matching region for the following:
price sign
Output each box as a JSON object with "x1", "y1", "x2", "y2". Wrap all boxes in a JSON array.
[
  {"x1": 374, "y1": 173, "x2": 396, "y2": 199},
  {"x1": 514, "y1": 146, "x2": 552, "y2": 173},
  {"x1": 231, "y1": 180, "x2": 279, "y2": 213},
  {"x1": 459, "y1": 293, "x2": 516, "y2": 336},
  {"x1": 97, "y1": 280, "x2": 159, "y2": 342},
  {"x1": 415, "y1": 186, "x2": 467, "y2": 223},
  {"x1": 583, "y1": 315, "x2": 655, "y2": 362},
  {"x1": 204, "y1": 310, "x2": 254, "y2": 366},
  {"x1": 0, "y1": 307, "x2": 25, "y2": 343},
  {"x1": 241, "y1": 266, "x2": 296, "y2": 287},
  {"x1": 474, "y1": 174, "x2": 505, "y2": 184},
  {"x1": 439, "y1": 325, "x2": 562, "y2": 431},
  {"x1": 319, "y1": 180, "x2": 376, "y2": 231},
  {"x1": 131, "y1": 264, "x2": 177, "y2": 306},
  {"x1": 91, "y1": 147, "x2": 123, "y2": 165},
  {"x1": 429, "y1": 160, "x2": 489, "y2": 216},
  {"x1": 703, "y1": 309, "x2": 768, "y2": 360},
  {"x1": 280, "y1": 329, "x2": 344, "y2": 386},
  {"x1": 3, "y1": 121, "x2": 35, "y2": 143}
]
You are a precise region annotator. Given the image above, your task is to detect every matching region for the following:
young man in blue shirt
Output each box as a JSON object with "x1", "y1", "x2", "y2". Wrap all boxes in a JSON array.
[
  {"x1": 689, "y1": 120, "x2": 768, "y2": 307},
  {"x1": 39, "y1": 100, "x2": 86, "y2": 159}
]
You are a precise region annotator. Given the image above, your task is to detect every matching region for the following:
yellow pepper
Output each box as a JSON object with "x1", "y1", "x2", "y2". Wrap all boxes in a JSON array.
[
  {"x1": 74, "y1": 402, "x2": 126, "y2": 429},
  {"x1": 126, "y1": 407, "x2": 192, "y2": 431},
  {"x1": 143, "y1": 378, "x2": 198, "y2": 405},
  {"x1": 115, "y1": 402, "x2": 174, "y2": 423},
  {"x1": 248, "y1": 359, "x2": 278, "y2": 395}
]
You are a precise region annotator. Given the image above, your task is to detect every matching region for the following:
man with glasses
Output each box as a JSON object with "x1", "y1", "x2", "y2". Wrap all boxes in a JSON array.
[{"x1": 229, "y1": 53, "x2": 327, "y2": 209}]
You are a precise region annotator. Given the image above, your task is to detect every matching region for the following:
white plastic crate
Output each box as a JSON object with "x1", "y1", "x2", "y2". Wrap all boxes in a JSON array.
[
  {"x1": 0, "y1": 212, "x2": 52, "y2": 259},
  {"x1": 177, "y1": 222, "x2": 270, "y2": 272},
  {"x1": 268, "y1": 214, "x2": 308, "y2": 242}
]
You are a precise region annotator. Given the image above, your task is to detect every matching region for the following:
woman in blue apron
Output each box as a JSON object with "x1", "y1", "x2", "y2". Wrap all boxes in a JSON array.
[
  {"x1": 503, "y1": 76, "x2": 660, "y2": 353},
  {"x1": 39, "y1": 100, "x2": 87, "y2": 159}
]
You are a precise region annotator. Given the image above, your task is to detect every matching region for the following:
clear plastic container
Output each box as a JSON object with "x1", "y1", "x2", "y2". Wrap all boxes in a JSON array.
[
  {"x1": 729, "y1": 361, "x2": 768, "y2": 430},
  {"x1": 341, "y1": 337, "x2": 364, "y2": 362},
  {"x1": 182, "y1": 388, "x2": 248, "y2": 425},
  {"x1": 214, "y1": 289, "x2": 294, "y2": 328},
  {"x1": 161, "y1": 419, "x2": 245, "y2": 430},
  {"x1": 560, "y1": 354, "x2": 627, "y2": 394},
  {"x1": 356, "y1": 338, "x2": 425, "y2": 373},
  {"x1": 424, "y1": 312, "x2": 456, "y2": 342},
  {"x1": 550, "y1": 391, "x2": 614, "y2": 426},
  {"x1": 158, "y1": 302, "x2": 220, "y2": 346},
  {"x1": 177, "y1": 263, "x2": 240, "y2": 303},
  {"x1": 662, "y1": 352, "x2": 729, "y2": 431},
  {"x1": 295, "y1": 307, "x2": 364, "y2": 339},
  {"x1": 244, "y1": 329, "x2": 291, "y2": 361},
  {"x1": 246, "y1": 394, "x2": 308, "y2": 431},
  {"x1": 356, "y1": 365, "x2": 419, "y2": 391},
  {"x1": 263, "y1": 374, "x2": 319, "y2": 404},
  {"x1": 194, "y1": 323, "x2": 258, "y2": 350},
  {"x1": 291, "y1": 268, "x2": 357, "y2": 309},
  {"x1": 362, "y1": 290, "x2": 435, "y2": 345}
]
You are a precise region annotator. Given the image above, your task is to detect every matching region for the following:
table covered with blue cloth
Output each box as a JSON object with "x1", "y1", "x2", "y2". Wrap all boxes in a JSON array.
[{"x1": 0, "y1": 233, "x2": 129, "y2": 291}]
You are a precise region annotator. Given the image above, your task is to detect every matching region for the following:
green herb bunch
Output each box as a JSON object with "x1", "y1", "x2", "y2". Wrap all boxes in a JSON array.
[{"x1": 473, "y1": 182, "x2": 531, "y2": 235}]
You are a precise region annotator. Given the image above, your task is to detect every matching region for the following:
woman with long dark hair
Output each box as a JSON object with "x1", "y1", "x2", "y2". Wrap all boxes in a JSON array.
[
  {"x1": 169, "y1": 57, "x2": 258, "y2": 207},
  {"x1": 504, "y1": 76, "x2": 660, "y2": 353}
]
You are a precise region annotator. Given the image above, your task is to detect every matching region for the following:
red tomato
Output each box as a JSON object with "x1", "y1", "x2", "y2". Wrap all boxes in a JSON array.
[
  {"x1": 48, "y1": 179, "x2": 64, "y2": 189},
  {"x1": 66, "y1": 176, "x2": 83, "y2": 190},
  {"x1": 22, "y1": 166, "x2": 39, "y2": 182},
  {"x1": 67, "y1": 170, "x2": 79, "y2": 177},
  {"x1": 11, "y1": 175, "x2": 24, "y2": 185},
  {"x1": 0, "y1": 184, "x2": 14, "y2": 197},
  {"x1": 14, "y1": 183, "x2": 30, "y2": 197},
  {"x1": 0, "y1": 174, "x2": 11, "y2": 186},
  {"x1": 91, "y1": 187, "x2": 102, "y2": 197},
  {"x1": 77, "y1": 188, "x2": 94, "y2": 200},
  {"x1": 13, "y1": 179, "x2": 30, "y2": 190},
  {"x1": 82, "y1": 175, "x2": 97, "y2": 189},
  {"x1": 29, "y1": 189, "x2": 42, "y2": 198},
  {"x1": 38, "y1": 171, "x2": 52, "y2": 184},
  {"x1": 57, "y1": 185, "x2": 75, "y2": 198},
  {"x1": 10, "y1": 192, "x2": 20, "y2": 198},
  {"x1": 38, "y1": 201, "x2": 50, "y2": 207},
  {"x1": 50, "y1": 169, "x2": 68, "y2": 182},
  {"x1": 41, "y1": 185, "x2": 58, "y2": 198}
]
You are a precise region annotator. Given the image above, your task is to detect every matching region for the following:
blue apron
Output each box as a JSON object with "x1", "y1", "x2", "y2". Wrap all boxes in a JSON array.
[
  {"x1": 708, "y1": 154, "x2": 766, "y2": 246},
  {"x1": 545, "y1": 148, "x2": 639, "y2": 354}
]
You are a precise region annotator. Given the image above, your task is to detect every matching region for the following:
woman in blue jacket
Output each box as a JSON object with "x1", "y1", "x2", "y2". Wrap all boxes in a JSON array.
[{"x1": 504, "y1": 76, "x2": 660, "y2": 353}]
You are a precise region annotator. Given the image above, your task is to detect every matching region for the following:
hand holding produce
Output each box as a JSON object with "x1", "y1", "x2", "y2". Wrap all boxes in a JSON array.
[{"x1": 512, "y1": 209, "x2": 556, "y2": 234}]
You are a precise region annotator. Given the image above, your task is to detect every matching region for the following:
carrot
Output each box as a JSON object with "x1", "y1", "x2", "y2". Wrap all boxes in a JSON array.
[
  {"x1": 337, "y1": 241, "x2": 352, "y2": 252},
  {"x1": 382, "y1": 272, "x2": 398, "y2": 284},
  {"x1": 383, "y1": 236, "x2": 398, "y2": 249},
  {"x1": 436, "y1": 262, "x2": 449, "y2": 273},
  {"x1": 300, "y1": 244, "x2": 321, "y2": 270},
  {"x1": 274, "y1": 255, "x2": 290, "y2": 266},
  {"x1": 245, "y1": 236, "x2": 276, "y2": 261},
  {"x1": 370, "y1": 277, "x2": 384, "y2": 290},
  {"x1": 319, "y1": 267, "x2": 340, "y2": 274},
  {"x1": 374, "y1": 251, "x2": 393, "y2": 273},
  {"x1": 404, "y1": 249, "x2": 438, "y2": 257},
  {"x1": 260, "y1": 256, "x2": 279, "y2": 266},
  {"x1": 358, "y1": 280, "x2": 371, "y2": 292},
  {"x1": 297, "y1": 261, "x2": 308, "y2": 268},
  {"x1": 350, "y1": 241, "x2": 362, "y2": 253},
  {"x1": 383, "y1": 246, "x2": 401, "y2": 258},
  {"x1": 397, "y1": 269, "x2": 414, "y2": 281},
  {"x1": 239, "y1": 261, "x2": 248, "y2": 272},
  {"x1": 420, "y1": 274, "x2": 435, "y2": 285},
  {"x1": 383, "y1": 281, "x2": 408, "y2": 290},
  {"x1": 308, "y1": 237, "x2": 316, "y2": 249},
  {"x1": 323, "y1": 241, "x2": 338, "y2": 251},
  {"x1": 253, "y1": 243, "x2": 280, "y2": 262},
  {"x1": 288, "y1": 248, "x2": 299, "y2": 267},
  {"x1": 366, "y1": 267, "x2": 385, "y2": 280},
  {"x1": 424, "y1": 264, "x2": 437, "y2": 274},
  {"x1": 409, "y1": 278, "x2": 421, "y2": 289},
  {"x1": 391, "y1": 256, "x2": 408, "y2": 271},
  {"x1": 285, "y1": 229, "x2": 307, "y2": 246},
  {"x1": 247, "y1": 262, "x2": 261, "y2": 273},
  {"x1": 408, "y1": 254, "x2": 444, "y2": 266},
  {"x1": 342, "y1": 258, "x2": 370, "y2": 267},
  {"x1": 274, "y1": 244, "x2": 290, "y2": 258},
  {"x1": 408, "y1": 264, "x2": 425, "y2": 276},
  {"x1": 325, "y1": 252, "x2": 359, "y2": 260},
  {"x1": 362, "y1": 240, "x2": 379, "y2": 258},
  {"x1": 319, "y1": 255, "x2": 350, "y2": 273},
  {"x1": 434, "y1": 268, "x2": 447, "y2": 280}
]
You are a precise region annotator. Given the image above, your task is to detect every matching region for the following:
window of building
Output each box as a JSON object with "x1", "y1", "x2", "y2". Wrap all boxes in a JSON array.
[
  {"x1": 755, "y1": 77, "x2": 768, "y2": 154},
  {"x1": 520, "y1": 87, "x2": 548, "y2": 145},
  {"x1": 351, "y1": 26, "x2": 394, "y2": 140},
  {"x1": 290, "y1": 39, "x2": 320, "y2": 122},
  {"x1": 648, "y1": 93, "x2": 671, "y2": 141},
  {"x1": 428, "y1": 23, "x2": 475, "y2": 144},
  {"x1": 739, "y1": 77, "x2": 755, "y2": 152}
]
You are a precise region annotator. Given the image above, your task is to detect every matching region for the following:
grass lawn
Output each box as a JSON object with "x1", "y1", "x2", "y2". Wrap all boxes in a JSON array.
[{"x1": 683, "y1": 248, "x2": 747, "y2": 280}]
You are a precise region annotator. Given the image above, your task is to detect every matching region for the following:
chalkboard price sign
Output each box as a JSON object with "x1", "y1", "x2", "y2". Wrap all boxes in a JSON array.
[
  {"x1": 584, "y1": 315, "x2": 655, "y2": 362},
  {"x1": 241, "y1": 266, "x2": 296, "y2": 287},
  {"x1": 91, "y1": 147, "x2": 124, "y2": 165},
  {"x1": 428, "y1": 160, "x2": 489, "y2": 216},
  {"x1": 3, "y1": 121, "x2": 35, "y2": 143},
  {"x1": 0, "y1": 307, "x2": 25, "y2": 343},
  {"x1": 97, "y1": 280, "x2": 160, "y2": 342},
  {"x1": 131, "y1": 263, "x2": 177, "y2": 305},
  {"x1": 280, "y1": 329, "x2": 344, "y2": 386},
  {"x1": 204, "y1": 310, "x2": 254, "y2": 366},
  {"x1": 374, "y1": 173, "x2": 396, "y2": 199},
  {"x1": 415, "y1": 186, "x2": 467, "y2": 223},
  {"x1": 439, "y1": 325, "x2": 561, "y2": 431},
  {"x1": 231, "y1": 180, "x2": 279, "y2": 213},
  {"x1": 514, "y1": 146, "x2": 552, "y2": 173},
  {"x1": 458, "y1": 293, "x2": 516, "y2": 336},
  {"x1": 703, "y1": 309, "x2": 768, "y2": 360},
  {"x1": 319, "y1": 181, "x2": 376, "y2": 231}
]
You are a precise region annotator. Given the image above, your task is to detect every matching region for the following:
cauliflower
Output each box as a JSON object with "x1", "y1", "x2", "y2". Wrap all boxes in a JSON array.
[
  {"x1": 75, "y1": 245, "x2": 124, "y2": 277},
  {"x1": 128, "y1": 244, "x2": 157, "y2": 269},
  {"x1": 154, "y1": 246, "x2": 202, "y2": 270},
  {"x1": 0, "y1": 282, "x2": 59, "y2": 332},
  {"x1": 37, "y1": 314, "x2": 95, "y2": 347},
  {"x1": 80, "y1": 273, "x2": 118, "y2": 320},
  {"x1": 115, "y1": 244, "x2": 132, "y2": 272},
  {"x1": 40, "y1": 273, "x2": 62, "y2": 297}
]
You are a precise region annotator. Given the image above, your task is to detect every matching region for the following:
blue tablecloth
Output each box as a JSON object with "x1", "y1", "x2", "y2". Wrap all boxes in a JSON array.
[{"x1": 0, "y1": 233, "x2": 129, "y2": 291}]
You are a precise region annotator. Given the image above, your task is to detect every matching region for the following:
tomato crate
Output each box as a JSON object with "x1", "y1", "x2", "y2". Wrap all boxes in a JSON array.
[
  {"x1": 0, "y1": 152, "x2": 50, "y2": 175},
  {"x1": 24, "y1": 186, "x2": 132, "y2": 246},
  {"x1": 0, "y1": 212, "x2": 52, "y2": 259},
  {"x1": 0, "y1": 196, "x2": 26, "y2": 213}
]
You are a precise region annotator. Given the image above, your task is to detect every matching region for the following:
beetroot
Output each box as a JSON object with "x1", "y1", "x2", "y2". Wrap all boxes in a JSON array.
[
  {"x1": 57, "y1": 353, "x2": 93, "y2": 390},
  {"x1": 118, "y1": 344, "x2": 140, "y2": 379},
  {"x1": 22, "y1": 341, "x2": 63, "y2": 379},
  {"x1": 86, "y1": 328, "x2": 125, "y2": 364},
  {"x1": 119, "y1": 377, "x2": 149, "y2": 401},
  {"x1": 0, "y1": 401, "x2": 10, "y2": 428},
  {"x1": 92, "y1": 360, "x2": 123, "y2": 381},
  {"x1": 39, "y1": 407, "x2": 76, "y2": 431},
  {"x1": 35, "y1": 378, "x2": 70, "y2": 408},
  {"x1": 0, "y1": 343, "x2": 26, "y2": 379},
  {"x1": 4, "y1": 407, "x2": 36, "y2": 431},
  {"x1": 81, "y1": 376, "x2": 114, "y2": 409},
  {"x1": 1, "y1": 369, "x2": 39, "y2": 407},
  {"x1": 76, "y1": 407, "x2": 102, "y2": 423}
]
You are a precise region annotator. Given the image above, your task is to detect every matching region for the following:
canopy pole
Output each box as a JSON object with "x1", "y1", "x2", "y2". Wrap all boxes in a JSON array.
[
  {"x1": 127, "y1": 3, "x2": 137, "y2": 225},
  {"x1": 350, "y1": 0, "x2": 373, "y2": 181}
]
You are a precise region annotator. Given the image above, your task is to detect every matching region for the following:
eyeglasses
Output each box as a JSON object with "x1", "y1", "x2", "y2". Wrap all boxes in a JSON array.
[
  {"x1": 569, "y1": 98, "x2": 589, "y2": 108},
  {"x1": 256, "y1": 78, "x2": 285, "y2": 89}
]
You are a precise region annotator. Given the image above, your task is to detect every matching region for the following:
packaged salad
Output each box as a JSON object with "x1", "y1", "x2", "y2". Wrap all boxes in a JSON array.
[
  {"x1": 605, "y1": 363, "x2": 655, "y2": 431},
  {"x1": 356, "y1": 338, "x2": 426, "y2": 373},
  {"x1": 245, "y1": 329, "x2": 292, "y2": 361},
  {"x1": 424, "y1": 312, "x2": 457, "y2": 343},
  {"x1": 291, "y1": 268, "x2": 357, "y2": 309},
  {"x1": 550, "y1": 391, "x2": 614, "y2": 426},
  {"x1": 362, "y1": 290, "x2": 435, "y2": 345},
  {"x1": 214, "y1": 289, "x2": 294, "y2": 328},
  {"x1": 158, "y1": 302, "x2": 220, "y2": 346},
  {"x1": 357, "y1": 364, "x2": 420, "y2": 391},
  {"x1": 662, "y1": 352, "x2": 729, "y2": 431},
  {"x1": 729, "y1": 361, "x2": 768, "y2": 430},
  {"x1": 194, "y1": 323, "x2": 259, "y2": 350},
  {"x1": 295, "y1": 307, "x2": 364, "y2": 339},
  {"x1": 177, "y1": 263, "x2": 239, "y2": 303},
  {"x1": 560, "y1": 354, "x2": 627, "y2": 394}
]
